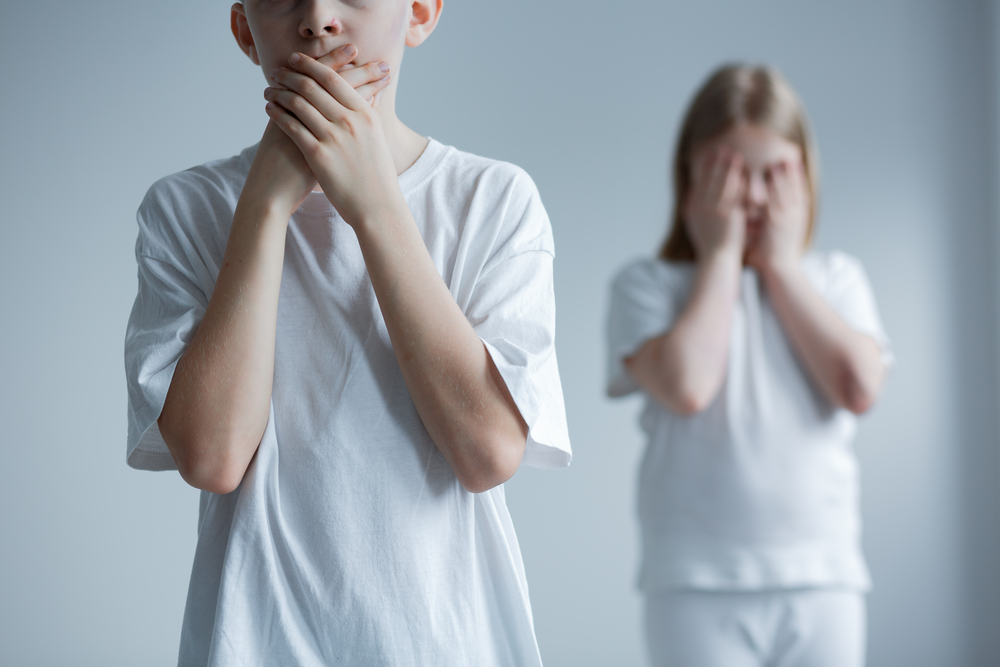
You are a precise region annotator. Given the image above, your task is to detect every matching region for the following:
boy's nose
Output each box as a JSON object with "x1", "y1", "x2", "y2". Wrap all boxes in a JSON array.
[{"x1": 299, "y1": 0, "x2": 342, "y2": 38}]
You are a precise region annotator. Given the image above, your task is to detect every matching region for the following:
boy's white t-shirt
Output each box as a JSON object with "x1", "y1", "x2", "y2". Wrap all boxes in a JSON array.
[
  {"x1": 607, "y1": 254, "x2": 891, "y2": 593},
  {"x1": 125, "y1": 139, "x2": 571, "y2": 666}
]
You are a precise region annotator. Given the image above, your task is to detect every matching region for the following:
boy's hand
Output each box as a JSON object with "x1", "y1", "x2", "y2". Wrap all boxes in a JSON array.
[
  {"x1": 745, "y1": 159, "x2": 809, "y2": 276},
  {"x1": 264, "y1": 52, "x2": 402, "y2": 228},
  {"x1": 246, "y1": 45, "x2": 394, "y2": 216},
  {"x1": 684, "y1": 147, "x2": 747, "y2": 261}
]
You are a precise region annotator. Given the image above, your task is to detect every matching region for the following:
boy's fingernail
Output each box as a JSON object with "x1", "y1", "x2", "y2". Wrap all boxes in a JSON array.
[
  {"x1": 263, "y1": 87, "x2": 271, "y2": 98},
  {"x1": 378, "y1": 62, "x2": 390, "y2": 73},
  {"x1": 289, "y1": 52, "x2": 301, "y2": 64},
  {"x1": 342, "y1": 44, "x2": 357, "y2": 57}
]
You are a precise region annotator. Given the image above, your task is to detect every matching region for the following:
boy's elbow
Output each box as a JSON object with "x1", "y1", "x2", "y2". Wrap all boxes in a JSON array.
[
  {"x1": 454, "y1": 433, "x2": 526, "y2": 494},
  {"x1": 161, "y1": 424, "x2": 249, "y2": 494},
  {"x1": 178, "y1": 458, "x2": 245, "y2": 495}
]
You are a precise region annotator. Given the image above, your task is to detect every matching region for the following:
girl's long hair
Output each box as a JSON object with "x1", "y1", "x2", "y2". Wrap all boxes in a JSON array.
[{"x1": 660, "y1": 64, "x2": 819, "y2": 261}]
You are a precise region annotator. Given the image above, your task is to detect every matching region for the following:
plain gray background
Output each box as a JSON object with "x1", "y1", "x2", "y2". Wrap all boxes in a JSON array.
[{"x1": 2, "y1": 1, "x2": 1000, "y2": 665}]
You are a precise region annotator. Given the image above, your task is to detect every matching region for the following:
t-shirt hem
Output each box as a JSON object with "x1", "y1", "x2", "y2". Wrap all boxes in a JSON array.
[{"x1": 638, "y1": 557, "x2": 872, "y2": 594}]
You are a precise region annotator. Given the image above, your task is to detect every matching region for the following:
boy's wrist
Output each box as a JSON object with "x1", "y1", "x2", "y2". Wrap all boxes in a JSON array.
[
  {"x1": 347, "y1": 191, "x2": 412, "y2": 236},
  {"x1": 233, "y1": 193, "x2": 298, "y2": 233}
]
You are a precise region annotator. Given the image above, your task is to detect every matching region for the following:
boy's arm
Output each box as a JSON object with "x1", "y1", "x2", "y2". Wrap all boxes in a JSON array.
[
  {"x1": 157, "y1": 51, "x2": 393, "y2": 494},
  {"x1": 266, "y1": 54, "x2": 527, "y2": 493}
]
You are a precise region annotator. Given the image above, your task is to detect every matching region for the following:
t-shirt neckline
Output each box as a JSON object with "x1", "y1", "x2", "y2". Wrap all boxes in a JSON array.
[{"x1": 295, "y1": 137, "x2": 447, "y2": 216}]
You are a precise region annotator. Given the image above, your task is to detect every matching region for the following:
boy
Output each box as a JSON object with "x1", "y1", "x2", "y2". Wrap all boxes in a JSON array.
[{"x1": 124, "y1": 1, "x2": 571, "y2": 664}]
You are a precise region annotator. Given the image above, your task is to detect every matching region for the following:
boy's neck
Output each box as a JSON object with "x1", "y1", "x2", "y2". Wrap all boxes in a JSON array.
[{"x1": 382, "y1": 113, "x2": 429, "y2": 177}]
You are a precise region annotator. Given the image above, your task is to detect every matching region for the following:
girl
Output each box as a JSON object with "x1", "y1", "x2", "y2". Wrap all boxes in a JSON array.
[{"x1": 606, "y1": 65, "x2": 891, "y2": 667}]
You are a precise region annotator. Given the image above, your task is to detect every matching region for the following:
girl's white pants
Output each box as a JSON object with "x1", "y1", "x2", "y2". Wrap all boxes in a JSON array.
[{"x1": 644, "y1": 589, "x2": 866, "y2": 667}]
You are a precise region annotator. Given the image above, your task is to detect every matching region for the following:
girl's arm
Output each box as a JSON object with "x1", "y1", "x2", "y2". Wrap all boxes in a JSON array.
[
  {"x1": 759, "y1": 263, "x2": 885, "y2": 413},
  {"x1": 625, "y1": 248, "x2": 741, "y2": 414},
  {"x1": 625, "y1": 148, "x2": 746, "y2": 415},
  {"x1": 748, "y1": 160, "x2": 886, "y2": 413}
]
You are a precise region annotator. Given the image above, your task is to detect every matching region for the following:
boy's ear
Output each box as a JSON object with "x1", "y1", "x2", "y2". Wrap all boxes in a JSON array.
[
  {"x1": 231, "y1": 3, "x2": 260, "y2": 65},
  {"x1": 405, "y1": 0, "x2": 443, "y2": 48}
]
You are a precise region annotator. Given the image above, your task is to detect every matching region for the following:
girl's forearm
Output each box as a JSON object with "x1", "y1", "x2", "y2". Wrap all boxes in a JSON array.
[
  {"x1": 626, "y1": 248, "x2": 742, "y2": 414},
  {"x1": 352, "y1": 198, "x2": 528, "y2": 494},
  {"x1": 760, "y1": 262, "x2": 885, "y2": 413}
]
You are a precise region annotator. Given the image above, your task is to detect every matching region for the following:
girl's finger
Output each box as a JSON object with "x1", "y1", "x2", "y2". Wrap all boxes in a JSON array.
[
  {"x1": 287, "y1": 52, "x2": 369, "y2": 114},
  {"x1": 265, "y1": 88, "x2": 330, "y2": 140},
  {"x1": 705, "y1": 149, "x2": 733, "y2": 202},
  {"x1": 719, "y1": 152, "x2": 745, "y2": 203},
  {"x1": 766, "y1": 162, "x2": 791, "y2": 209}
]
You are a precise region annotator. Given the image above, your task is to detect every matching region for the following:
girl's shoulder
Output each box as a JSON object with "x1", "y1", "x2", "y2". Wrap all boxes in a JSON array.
[
  {"x1": 611, "y1": 256, "x2": 697, "y2": 297},
  {"x1": 801, "y1": 249, "x2": 869, "y2": 284}
]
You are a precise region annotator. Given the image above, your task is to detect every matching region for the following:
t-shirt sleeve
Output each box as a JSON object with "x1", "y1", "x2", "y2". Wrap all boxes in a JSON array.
[
  {"x1": 124, "y1": 190, "x2": 211, "y2": 471},
  {"x1": 463, "y1": 170, "x2": 571, "y2": 470},
  {"x1": 820, "y1": 251, "x2": 894, "y2": 367},
  {"x1": 605, "y1": 260, "x2": 687, "y2": 398}
]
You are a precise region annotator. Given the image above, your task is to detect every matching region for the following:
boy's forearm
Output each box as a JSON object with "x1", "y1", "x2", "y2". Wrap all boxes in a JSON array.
[
  {"x1": 760, "y1": 263, "x2": 885, "y2": 413},
  {"x1": 352, "y1": 200, "x2": 528, "y2": 494},
  {"x1": 158, "y1": 197, "x2": 291, "y2": 494},
  {"x1": 627, "y1": 249, "x2": 741, "y2": 414}
]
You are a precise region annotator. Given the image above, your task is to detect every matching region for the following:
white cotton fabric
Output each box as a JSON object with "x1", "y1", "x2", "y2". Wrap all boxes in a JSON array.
[
  {"x1": 644, "y1": 588, "x2": 867, "y2": 667},
  {"x1": 607, "y1": 254, "x2": 891, "y2": 593},
  {"x1": 125, "y1": 139, "x2": 571, "y2": 667}
]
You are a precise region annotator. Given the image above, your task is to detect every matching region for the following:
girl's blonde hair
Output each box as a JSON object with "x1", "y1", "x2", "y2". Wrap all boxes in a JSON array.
[{"x1": 660, "y1": 64, "x2": 819, "y2": 261}]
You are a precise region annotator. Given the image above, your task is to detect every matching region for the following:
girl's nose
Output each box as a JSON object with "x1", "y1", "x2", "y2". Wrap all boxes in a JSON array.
[{"x1": 299, "y1": 0, "x2": 342, "y2": 38}]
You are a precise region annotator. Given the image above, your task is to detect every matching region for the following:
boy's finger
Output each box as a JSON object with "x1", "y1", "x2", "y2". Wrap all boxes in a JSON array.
[
  {"x1": 316, "y1": 44, "x2": 358, "y2": 72},
  {"x1": 270, "y1": 70, "x2": 343, "y2": 121},
  {"x1": 288, "y1": 52, "x2": 369, "y2": 113},
  {"x1": 338, "y1": 61, "x2": 392, "y2": 90},
  {"x1": 265, "y1": 88, "x2": 330, "y2": 139},
  {"x1": 265, "y1": 100, "x2": 318, "y2": 155},
  {"x1": 353, "y1": 75, "x2": 392, "y2": 103}
]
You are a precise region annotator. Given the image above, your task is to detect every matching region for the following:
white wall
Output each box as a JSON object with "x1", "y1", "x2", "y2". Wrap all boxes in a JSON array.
[{"x1": 1, "y1": 1, "x2": 998, "y2": 665}]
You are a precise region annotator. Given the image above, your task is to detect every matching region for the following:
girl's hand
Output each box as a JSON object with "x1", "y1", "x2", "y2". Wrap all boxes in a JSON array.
[
  {"x1": 245, "y1": 45, "x2": 393, "y2": 216},
  {"x1": 264, "y1": 52, "x2": 402, "y2": 229},
  {"x1": 683, "y1": 147, "x2": 747, "y2": 260},
  {"x1": 746, "y1": 159, "x2": 810, "y2": 275}
]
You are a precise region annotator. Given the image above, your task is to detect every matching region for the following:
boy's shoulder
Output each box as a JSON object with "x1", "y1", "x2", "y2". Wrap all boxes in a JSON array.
[
  {"x1": 419, "y1": 140, "x2": 540, "y2": 202},
  {"x1": 141, "y1": 146, "x2": 257, "y2": 216},
  {"x1": 136, "y1": 146, "x2": 257, "y2": 259}
]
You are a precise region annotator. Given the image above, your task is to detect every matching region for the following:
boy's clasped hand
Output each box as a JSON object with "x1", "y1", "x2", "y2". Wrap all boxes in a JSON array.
[{"x1": 255, "y1": 45, "x2": 400, "y2": 224}]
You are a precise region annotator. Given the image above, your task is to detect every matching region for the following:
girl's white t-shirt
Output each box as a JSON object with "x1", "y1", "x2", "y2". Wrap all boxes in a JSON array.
[
  {"x1": 125, "y1": 139, "x2": 571, "y2": 666},
  {"x1": 607, "y1": 254, "x2": 891, "y2": 593}
]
